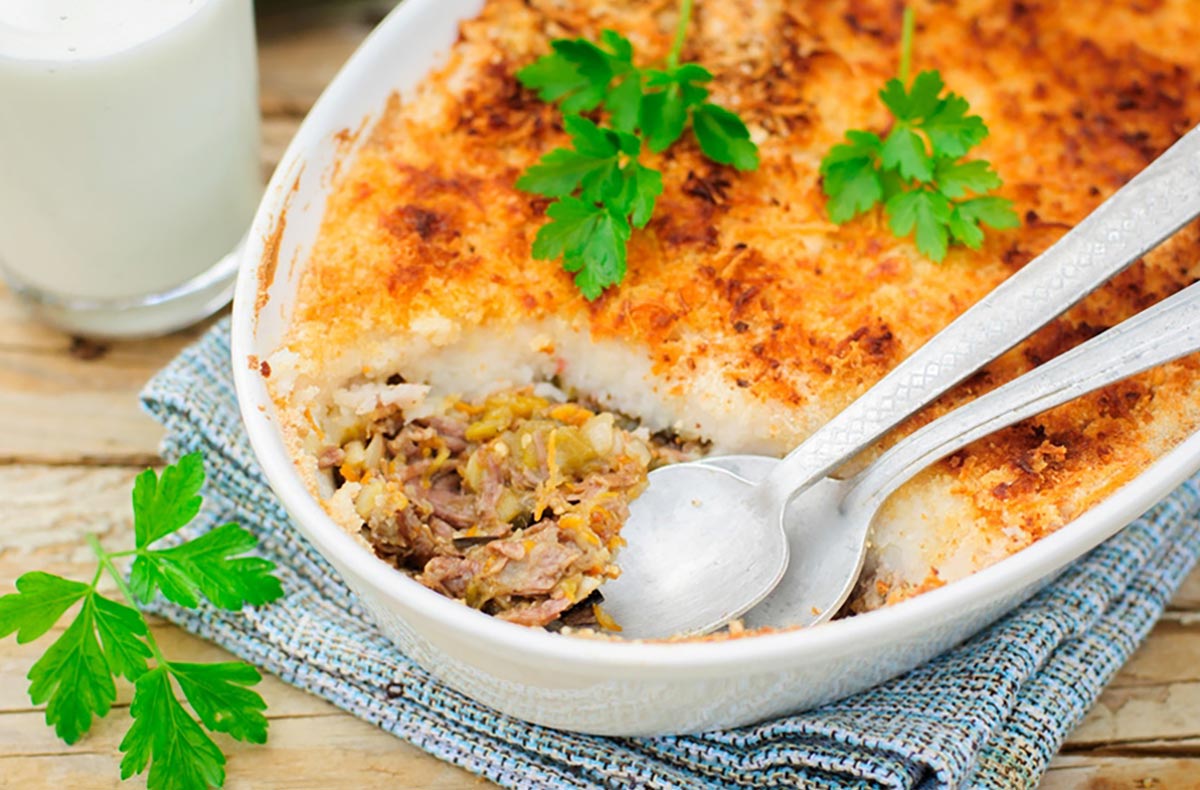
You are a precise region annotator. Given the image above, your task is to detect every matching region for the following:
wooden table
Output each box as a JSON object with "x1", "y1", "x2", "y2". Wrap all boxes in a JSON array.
[{"x1": 3, "y1": 10, "x2": 1200, "y2": 789}]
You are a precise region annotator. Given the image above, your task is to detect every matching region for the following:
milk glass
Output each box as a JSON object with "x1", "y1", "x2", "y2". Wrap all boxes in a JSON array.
[{"x1": 0, "y1": 0, "x2": 260, "y2": 337}]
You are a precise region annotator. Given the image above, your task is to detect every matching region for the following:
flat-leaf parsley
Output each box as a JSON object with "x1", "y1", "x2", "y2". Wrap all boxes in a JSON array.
[
  {"x1": 0, "y1": 453, "x2": 283, "y2": 790},
  {"x1": 820, "y1": 7, "x2": 1019, "y2": 260},
  {"x1": 517, "y1": 0, "x2": 759, "y2": 299}
]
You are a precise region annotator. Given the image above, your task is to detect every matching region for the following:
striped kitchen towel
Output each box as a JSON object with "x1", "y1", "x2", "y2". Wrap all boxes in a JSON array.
[{"x1": 140, "y1": 317, "x2": 1200, "y2": 789}]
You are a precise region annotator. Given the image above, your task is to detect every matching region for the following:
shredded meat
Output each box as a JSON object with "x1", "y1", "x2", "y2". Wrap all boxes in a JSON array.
[
  {"x1": 333, "y1": 386, "x2": 701, "y2": 628},
  {"x1": 418, "y1": 556, "x2": 480, "y2": 598},
  {"x1": 477, "y1": 524, "x2": 581, "y2": 598},
  {"x1": 317, "y1": 446, "x2": 345, "y2": 469},
  {"x1": 496, "y1": 597, "x2": 574, "y2": 627},
  {"x1": 421, "y1": 475, "x2": 477, "y2": 528}
]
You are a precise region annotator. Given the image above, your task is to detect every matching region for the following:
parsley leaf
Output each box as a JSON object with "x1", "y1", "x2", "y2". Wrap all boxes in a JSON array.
[
  {"x1": 92, "y1": 595, "x2": 152, "y2": 682},
  {"x1": 617, "y1": 162, "x2": 664, "y2": 229},
  {"x1": 567, "y1": 113, "x2": 640, "y2": 158},
  {"x1": 0, "y1": 571, "x2": 89, "y2": 643},
  {"x1": 515, "y1": 148, "x2": 613, "y2": 198},
  {"x1": 923, "y1": 92, "x2": 989, "y2": 158},
  {"x1": 0, "y1": 453, "x2": 284, "y2": 788},
  {"x1": 2, "y1": 575, "x2": 151, "y2": 745},
  {"x1": 129, "y1": 456, "x2": 283, "y2": 611},
  {"x1": 934, "y1": 158, "x2": 1002, "y2": 198},
  {"x1": 879, "y1": 70, "x2": 944, "y2": 121},
  {"x1": 692, "y1": 103, "x2": 759, "y2": 171},
  {"x1": 565, "y1": 208, "x2": 631, "y2": 300},
  {"x1": 605, "y1": 72, "x2": 644, "y2": 134},
  {"x1": 639, "y1": 89, "x2": 687, "y2": 154},
  {"x1": 819, "y1": 6, "x2": 1018, "y2": 260},
  {"x1": 532, "y1": 197, "x2": 631, "y2": 299},
  {"x1": 531, "y1": 196, "x2": 605, "y2": 260},
  {"x1": 120, "y1": 667, "x2": 227, "y2": 790},
  {"x1": 172, "y1": 661, "x2": 269, "y2": 744},
  {"x1": 949, "y1": 196, "x2": 1022, "y2": 249},
  {"x1": 887, "y1": 189, "x2": 953, "y2": 262},
  {"x1": 517, "y1": 40, "x2": 612, "y2": 114},
  {"x1": 516, "y1": 0, "x2": 759, "y2": 299},
  {"x1": 640, "y1": 64, "x2": 712, "y2": 152},
  {"x1": 132, "y1": 451, "x2": 205, "y2": 547},
  {"x1": 131, "y1": 522, "x2": 283, "y2": 610},
  {"x1": 881, "y1": 126, "x2": 933, "y2": 182},
  {"x1": 516, "y1": 115, "x2": 639, "y2": 203},
  {"x1": 820, "y1": 131, "x2": 885, "y2": 223},
  {"x1": 517, "y1": 30, "x2": 639, "y2": 116},
  {"x1": 27, "y1": 595, "x2": 116, "y2": 744},
  {"x1": 598, "y1": 30, "x2": 643, "y2": 133}
]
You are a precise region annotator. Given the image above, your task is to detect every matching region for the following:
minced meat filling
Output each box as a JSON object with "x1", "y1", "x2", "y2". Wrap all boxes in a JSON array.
[{"x1": 320, "y1": 386, "x2": 699, "y2": 628}]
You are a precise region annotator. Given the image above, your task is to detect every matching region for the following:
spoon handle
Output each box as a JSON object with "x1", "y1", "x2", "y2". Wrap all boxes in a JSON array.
[
  {"x1": 758, "y1": 123, "x2": 1200, "y2": 512},
  {"x1": 846, "y1": 279, "x2": 1200, "y2": 514}
]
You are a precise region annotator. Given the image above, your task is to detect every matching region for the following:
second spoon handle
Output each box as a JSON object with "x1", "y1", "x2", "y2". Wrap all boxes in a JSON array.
[
  {"x1": 758, "y1": 124, "x2": 1200, "y2": 512},
  {"x1": 847, "y1": 279, "x2": 1200, "y2": 514}
]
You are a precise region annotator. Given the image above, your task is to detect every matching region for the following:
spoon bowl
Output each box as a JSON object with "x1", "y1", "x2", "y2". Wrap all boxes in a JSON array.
[{"x1": 598, "y1": 463, "x2": 787, "y2": 639}]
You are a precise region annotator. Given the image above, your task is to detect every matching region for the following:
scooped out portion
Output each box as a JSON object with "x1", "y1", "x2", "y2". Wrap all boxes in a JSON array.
[{"x1": 318, "y1": 384, "x2": 701, "y2": 629}]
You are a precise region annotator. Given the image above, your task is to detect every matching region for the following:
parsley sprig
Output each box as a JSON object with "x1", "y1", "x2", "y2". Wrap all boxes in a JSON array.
[
  {"x1": 517, "y1": 0, "x2": 759, "y2": 299},
  {"x1": 820, "y1": 7, "x2": 1019, "y2": 260},
  {"x1": 0, "y1": 454, "x2": 283, "y2": 790}
]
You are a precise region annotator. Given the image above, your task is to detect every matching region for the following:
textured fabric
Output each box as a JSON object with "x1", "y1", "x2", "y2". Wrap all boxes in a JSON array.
[{"x1": 140, "y1": 318, "x2": 1200, "y2": 790}]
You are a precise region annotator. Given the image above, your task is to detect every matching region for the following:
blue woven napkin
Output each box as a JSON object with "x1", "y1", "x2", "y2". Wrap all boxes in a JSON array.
[{"x1": 140, "y1": 318, "x2": 1200, "y2": 789}]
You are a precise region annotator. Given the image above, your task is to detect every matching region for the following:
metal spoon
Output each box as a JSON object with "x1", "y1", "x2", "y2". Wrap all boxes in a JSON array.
[{"x1": 599, "y1": 125, "x2": 1200, "y2": 640}]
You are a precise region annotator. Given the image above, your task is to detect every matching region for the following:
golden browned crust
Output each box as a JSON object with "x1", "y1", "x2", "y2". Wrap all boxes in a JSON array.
[{"x1": 282, "y1": 0, "x2": 1200, "y2": 608}]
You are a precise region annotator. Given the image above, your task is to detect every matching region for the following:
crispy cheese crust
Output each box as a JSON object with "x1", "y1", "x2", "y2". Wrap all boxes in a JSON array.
[{"x1": 275, "y1": 0, "x2": 1200, "y2": 615}]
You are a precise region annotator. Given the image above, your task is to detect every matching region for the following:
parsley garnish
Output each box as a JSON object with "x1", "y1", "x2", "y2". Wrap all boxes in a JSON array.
[
  {"x1": 516, "y1": 0, "x2": 759, "y2": 299},
  {"x1": 820, "y1": 7, "x2": 1019, "y2": 260},
  {"x1": 0, "y1": 454, "x2": 283, "y2": 790}
]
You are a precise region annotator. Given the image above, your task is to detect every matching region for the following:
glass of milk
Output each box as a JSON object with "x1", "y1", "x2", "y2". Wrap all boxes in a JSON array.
[{"x1": 0, "y1": 0, "x2": 260, "y2": 337}]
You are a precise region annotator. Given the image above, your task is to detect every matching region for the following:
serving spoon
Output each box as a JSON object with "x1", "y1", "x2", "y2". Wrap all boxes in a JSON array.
[{"x1": 599, "y1": 124, "x2": 1200, "y2": 640}]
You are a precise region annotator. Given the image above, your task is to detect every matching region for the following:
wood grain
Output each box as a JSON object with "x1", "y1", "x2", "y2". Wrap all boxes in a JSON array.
[
  {"x1": 1044, "y1": 757, "x2": 1200, "y2": 789},
  {"x1": 258, "y1": 23, "x2": 371, "y2": 117},
  {"x1": 3, "y1": 9, "x2": 1200, "y2": 790},
  {"x1": 0, "y1": 337, "x2": 196, "y2": 466}
]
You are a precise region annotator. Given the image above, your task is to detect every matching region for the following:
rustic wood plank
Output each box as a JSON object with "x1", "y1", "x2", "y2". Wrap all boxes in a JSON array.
[
  {"x1": 0, "y1": 709, "x2": 482, "y2": 790},
  {"x1": 1044, "y1": 756, "x2": 1200, "y2": 789},
  {"x1": 0, "y1": 331, "x2": 203, "y2": 466},
  {"x1": 258, "y1": 22, "x2": 374, "y2": 117},
  {"x1": 0, "y1": 465, "x2": 136, "y2": 572},
  {"x1": 1102, "y1": 620, "x2": 1200, "y2": 689},
  {"x1": 1066, "y1": 680, "x2": 1200, "y2": 748}
]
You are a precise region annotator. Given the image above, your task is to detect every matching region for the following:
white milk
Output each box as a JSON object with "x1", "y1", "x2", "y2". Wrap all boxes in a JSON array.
[{"x1": 0, "y1": 0, "x2": 260, "y2": 334}]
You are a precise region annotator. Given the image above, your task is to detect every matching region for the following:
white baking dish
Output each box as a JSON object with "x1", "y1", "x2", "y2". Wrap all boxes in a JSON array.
[{"x1": 230, "y1": 0, "x2": 1200, "y2": 735}]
